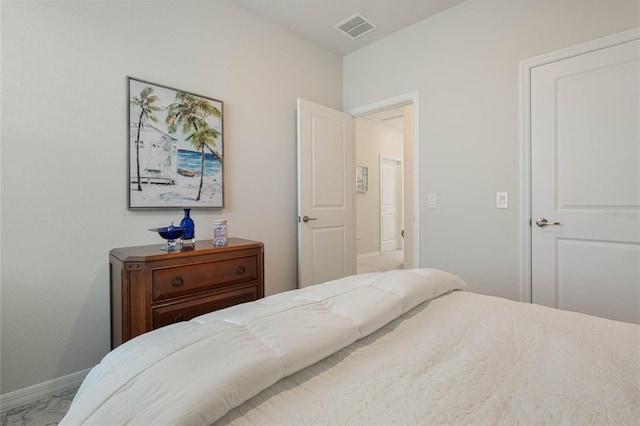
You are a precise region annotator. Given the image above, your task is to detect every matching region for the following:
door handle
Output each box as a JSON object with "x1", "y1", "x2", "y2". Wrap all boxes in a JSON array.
[
  {"x1": 302, "y1": 215, "x2": 317, "y2": 223},
  {"x1": 536, "y1": 218, "x2": 561, "y2": 228}
]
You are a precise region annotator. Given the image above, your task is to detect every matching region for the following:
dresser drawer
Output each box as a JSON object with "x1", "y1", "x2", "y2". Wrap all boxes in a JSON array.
[
  {"x1": 153, "y1": 286, "x2": 258, "y2": 328},
  {"x1": 152, "y1": 256, "x2": 258, "y2": 301}
]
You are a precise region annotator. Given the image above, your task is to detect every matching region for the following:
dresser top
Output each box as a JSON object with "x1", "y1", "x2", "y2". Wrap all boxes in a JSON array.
[{"x1": 110, "y1": 238, "x2": 263, "y2": 262}]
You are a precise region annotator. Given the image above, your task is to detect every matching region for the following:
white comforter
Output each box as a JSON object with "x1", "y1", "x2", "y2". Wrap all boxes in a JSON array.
[{"x1": 61, "y1": 269, "x2": 467, "y2": 425}]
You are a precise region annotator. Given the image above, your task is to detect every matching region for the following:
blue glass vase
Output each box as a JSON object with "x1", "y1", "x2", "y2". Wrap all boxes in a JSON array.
[{"x1": 180, "y1": 208, "x2": 195, "y2": 247}]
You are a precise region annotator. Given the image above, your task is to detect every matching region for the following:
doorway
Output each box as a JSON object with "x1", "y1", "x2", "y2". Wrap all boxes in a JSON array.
[
  {"x1": 351, "y1": 95, "x2": 417, "y2": 274},
  {"x1": 297, "y1": 93, "x2": 418, "y2": 286}
]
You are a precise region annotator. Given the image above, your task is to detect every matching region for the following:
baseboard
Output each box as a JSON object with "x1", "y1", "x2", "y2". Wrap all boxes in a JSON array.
[
  {"x1": 0, "y1": 368, "x2": 90, "y2": 412},
  {"x1": 357, "y1": 251, "x2": 381, "y2": 260}
]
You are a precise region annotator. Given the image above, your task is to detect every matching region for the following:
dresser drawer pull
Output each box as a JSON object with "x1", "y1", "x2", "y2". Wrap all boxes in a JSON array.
[
  {"x1": 172, "y1": 276, "x2": 184, "y2": 287},
  {"x1": 237, "y1": 297, "x2": 247, "y2": 304},
  {"x1": 174, "y1": 314, "x2": 184, "y2": 323},
  {"x1": 236, "y1": 266, "x2": 246, "y2": 275}
]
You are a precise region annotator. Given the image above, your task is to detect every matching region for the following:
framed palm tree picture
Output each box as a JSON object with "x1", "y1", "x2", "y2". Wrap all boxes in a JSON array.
[{"x1": 128, "y1": 77, "x2": 224, "y2": 208}]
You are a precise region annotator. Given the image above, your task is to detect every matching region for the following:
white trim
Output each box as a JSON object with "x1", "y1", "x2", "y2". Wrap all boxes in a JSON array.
[
  {"x1": 347, "y1": 91, "x2": 421, "y2": 268},
  {"x1": 0, "y1": 368, "x2": 90, "y2": 411},
  {"x1": 519, "y1": 27, "x2": 639, "y2": 303},
  {"x1": 357, "y1": 251, "x2": 381, "y2": 259}
]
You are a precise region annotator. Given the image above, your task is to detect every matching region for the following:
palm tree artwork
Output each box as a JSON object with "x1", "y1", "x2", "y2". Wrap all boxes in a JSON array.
[
  {"x1": 128, "y1": 78, "x2": 224, "y2": 208},
  {"x1": 166, "y1": 92, "x2": 222, "y2": 201},
  {"x1": 130, "y1": 87, "x2": 163, "y2": 191}
]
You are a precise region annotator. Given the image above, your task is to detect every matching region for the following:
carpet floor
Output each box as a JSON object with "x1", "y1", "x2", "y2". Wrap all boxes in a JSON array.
[
  {"x1": 357, "y1": 249, "x2": 404, "y2": 273},
  {"x1": 1, "y1": 386, "x2": 78, "y2": 426}
]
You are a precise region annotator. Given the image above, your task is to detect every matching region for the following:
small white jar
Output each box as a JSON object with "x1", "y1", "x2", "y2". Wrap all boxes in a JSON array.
[{"x1": 213, "y1": 220, "x2": 227, "y2": 246}]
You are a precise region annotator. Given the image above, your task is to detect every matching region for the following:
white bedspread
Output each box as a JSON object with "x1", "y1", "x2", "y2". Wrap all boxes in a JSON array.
[
  {"x1": 61, "y1": 269, "x2": 467, "y2": 425},
  {"x1": 216, "y1": 290, "x2": 640, "y2": 425}
]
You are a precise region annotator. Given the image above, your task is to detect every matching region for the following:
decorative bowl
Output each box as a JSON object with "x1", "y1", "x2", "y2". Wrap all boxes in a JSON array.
[{"x1": 149, "y1": 224, "x2": 184, "y2": 250}]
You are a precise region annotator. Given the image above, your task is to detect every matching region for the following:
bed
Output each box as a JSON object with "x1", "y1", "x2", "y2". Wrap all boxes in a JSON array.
[{"x1": 61, "y1": 269, "x2": 639, "y2": 425}]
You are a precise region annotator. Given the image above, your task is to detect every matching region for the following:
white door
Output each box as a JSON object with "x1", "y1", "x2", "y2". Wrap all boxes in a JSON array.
[
  {"x1": 531, "y1": 38, "x2": 640, "y2": 323},
  {"x1": 297, "y1": 98, "x2": 355, "y2": 288},
  {"x1": 380, "y1": 156, "x2": 402, "y2": 252}
]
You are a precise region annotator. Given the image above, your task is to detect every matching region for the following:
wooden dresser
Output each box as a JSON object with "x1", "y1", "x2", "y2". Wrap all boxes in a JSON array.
[{"x1": 110, "y1": 238, "x2": 264, "y2": 348}]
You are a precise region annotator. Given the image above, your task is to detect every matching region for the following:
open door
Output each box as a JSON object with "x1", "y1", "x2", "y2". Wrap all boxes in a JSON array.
[{"x1": 297, "y1": 98, "x2": 355, "y2": 288}]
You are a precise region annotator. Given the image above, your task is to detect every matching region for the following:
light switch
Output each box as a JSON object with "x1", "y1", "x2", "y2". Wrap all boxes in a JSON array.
[
  {"x1": 496, "y1": 192, "x2": 508, "y2": 208},
  {"x1": 427, "y1": 193, "x2": 437, "y2": 208}
]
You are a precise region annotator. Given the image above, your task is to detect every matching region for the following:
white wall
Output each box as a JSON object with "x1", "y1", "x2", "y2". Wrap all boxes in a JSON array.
[
  {"x1": 0, "y1": 0, "x2": 342, "y2": 394},
  {"x1": 344, "y1": 0, "x2": 640, "y2": 300},
  {"x1": 355, "y1": 117, "x2": 403, "y2": 255}
]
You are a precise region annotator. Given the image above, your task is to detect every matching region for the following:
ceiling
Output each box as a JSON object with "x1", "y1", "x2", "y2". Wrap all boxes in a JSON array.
[
  {"x1": 233, "y1": 0, "x2": 467, "y2": 56},
  {"x1": 368, "y1": 108, "x2": 405, "y2": 130}
]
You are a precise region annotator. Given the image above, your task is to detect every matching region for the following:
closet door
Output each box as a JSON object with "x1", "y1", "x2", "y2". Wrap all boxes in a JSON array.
[
  {"x1": 531, "y1": 38, "x2": 639, "y2": 323},
  {"x1": 380, "y1": 156, "x2": 402, "y2": 252}
]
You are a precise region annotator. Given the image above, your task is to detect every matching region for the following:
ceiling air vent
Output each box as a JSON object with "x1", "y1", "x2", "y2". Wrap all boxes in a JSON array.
[{"x1": 335, "y1": 13, "x2": 377, "y2": 40}]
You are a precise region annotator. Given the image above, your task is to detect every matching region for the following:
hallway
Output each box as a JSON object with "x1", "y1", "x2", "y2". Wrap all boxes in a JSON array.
[{"x1": 357, "y1": 250, "x2": 404, "y2": 274}]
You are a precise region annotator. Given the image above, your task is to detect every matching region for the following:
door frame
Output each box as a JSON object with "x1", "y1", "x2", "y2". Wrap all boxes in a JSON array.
[
  {"x1": 348, "y1": 91, "x2": 420, "y2": 268},
  {"x1": 519, "y1": 27, "x2": 639, "y2": 303}
]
